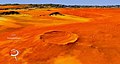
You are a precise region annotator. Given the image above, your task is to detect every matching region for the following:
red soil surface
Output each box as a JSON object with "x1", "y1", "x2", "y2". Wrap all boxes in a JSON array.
[
  {"x1": 0, "y1": 5, "x2": 26, "y2": 9},
  {"x1": 0, "y1": 8, "x2": 120, "y2": 64},
  {"x1": 40, "y1": 31, "x2": 78, "y2": 45}
]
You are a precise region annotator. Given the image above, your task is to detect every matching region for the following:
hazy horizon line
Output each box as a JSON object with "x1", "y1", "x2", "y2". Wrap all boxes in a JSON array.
[{"x1": 0, "y1": 3, "x2": 120, "y2": 6}]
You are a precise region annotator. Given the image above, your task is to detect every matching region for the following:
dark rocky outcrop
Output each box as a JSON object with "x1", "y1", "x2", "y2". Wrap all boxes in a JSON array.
[
  {"x1": 49, "y1": 12, "x2": 64, "y2": 16},
  {"x1": 0, "y1": 11, "x2": 20, "y2": 15}
]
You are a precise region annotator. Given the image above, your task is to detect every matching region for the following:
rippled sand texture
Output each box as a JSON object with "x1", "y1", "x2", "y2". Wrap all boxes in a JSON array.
[{"x1": 0, "y1": 8, "x2": 120, "y2": 64}]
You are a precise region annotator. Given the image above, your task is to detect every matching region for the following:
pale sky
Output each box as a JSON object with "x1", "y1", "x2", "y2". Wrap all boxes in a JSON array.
[{"x1": 0, "y1": 0, "x2": 120, "y2": 5}]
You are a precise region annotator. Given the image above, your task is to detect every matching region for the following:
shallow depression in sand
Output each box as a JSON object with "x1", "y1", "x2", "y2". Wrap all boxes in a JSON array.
[{"x1": 40, "y1": 31, "x2": 79, "y2": 45}]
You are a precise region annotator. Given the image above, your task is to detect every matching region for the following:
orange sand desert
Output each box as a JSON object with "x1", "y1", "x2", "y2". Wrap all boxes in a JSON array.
[{"x1": 0, "y1": 8, "x2": 120, "y2": 64}]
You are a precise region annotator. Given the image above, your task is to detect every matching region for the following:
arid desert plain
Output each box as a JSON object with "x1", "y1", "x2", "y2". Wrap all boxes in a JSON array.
[{"x1": 0, "y1": 6, "x2": 120, "y2": 64}]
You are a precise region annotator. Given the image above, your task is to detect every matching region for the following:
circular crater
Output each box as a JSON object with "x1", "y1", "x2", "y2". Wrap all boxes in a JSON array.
[{"x1": 40, "y1": 31, "x2": 78, "y2": 45}]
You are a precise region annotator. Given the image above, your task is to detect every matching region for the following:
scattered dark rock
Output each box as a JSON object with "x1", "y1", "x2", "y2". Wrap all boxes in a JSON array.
[
  {"x1": 47, "y1": 10, "x2": 51, "y2": 11},
  {"x1": 0, "y1": 11, "x2": 20, "y2": 15}
]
